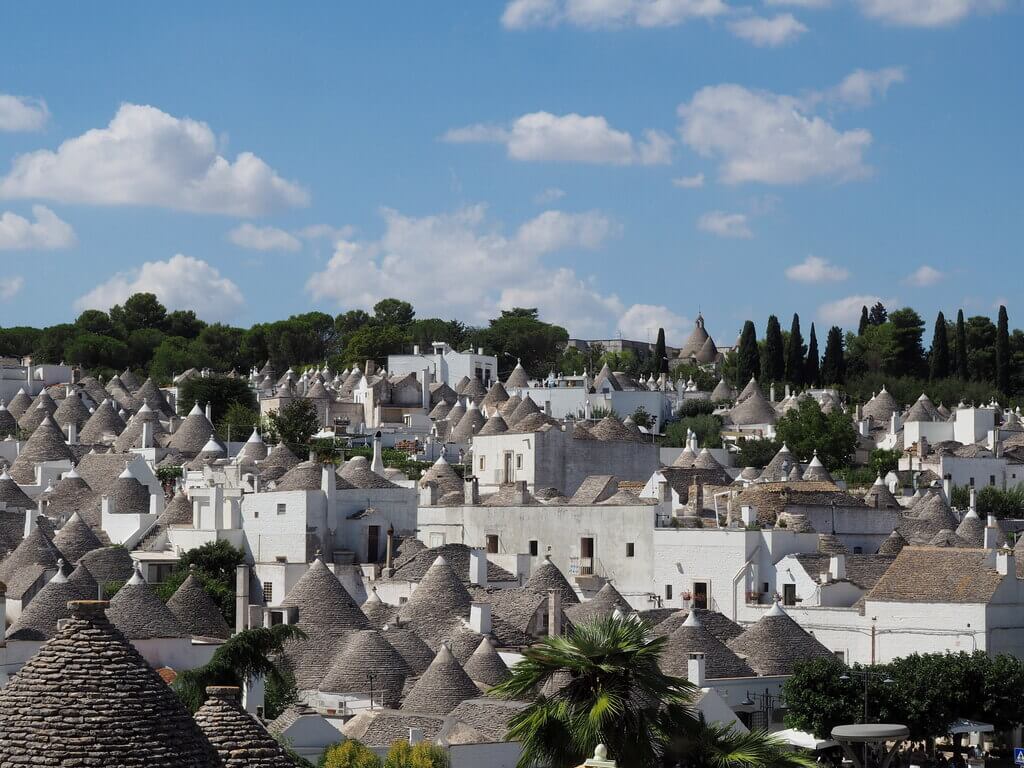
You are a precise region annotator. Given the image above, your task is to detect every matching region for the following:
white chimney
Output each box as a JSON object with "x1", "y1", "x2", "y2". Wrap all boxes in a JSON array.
[
  {"x1": 419, "y1": 481, "x2": 439, "y2": 506},
  {"x1": 464, "y1": 476, "x2": 479, "y2": 505},
  {"x1": 547, "y1": 587, "x2": 562, "y2": 636},
  {"x1": 943, "y1": 474, "x2": 952, "y2": 503},
  {"x1": 769, "y1": 383, "x2": 776, "y2": 403},
  {"x1": 469, "y1": 602, "x2": 492, "y2": 635},
  {"x1": 469, "y1": 548, "x2": 488, "y2": 587},
  {"x1": 23, "y1": 508, "x2": 35, "y2": 539},
  {"x1": 67, "y1": 422, "x2": 77, "y2": 445},
  {"x1": 235, "y1": 564, "x2": 250, "y2": 631},
  {"x1": 687, "y1": 652, "x2": 706, "y2": 687},
  {"x1": 141, "y1": 421, "x2": 153, "y2": 449},
  {"x1": 984, "y1": 516, "x2": 1000, "y2": 550},
  {"x1": 969, "y1": 487, "x2": 977, "y2": 516},
  {"x1": 512, "y1": 480, "x2": 528, "y2": 505},
  {"x1": 205, "y1": 402, "x2": 212, "y2": 421},
  {"x1": 740, "y1": 505, "x2": 757, "y2": 526},
  {"x1": 997, "y1": 550, "x2": 1015, "y2": 576},
  {"x1": 413, "y1": 344, "x2": 420, "y2": 355},
  {"x1": 408, "y1": 728, "x2": 424, "y2": 746},
  {"x1": 421, "y1": 369, "x2": 431, "y2": 410},
  {"x1": 829, "y1": 553, "x2": 847, "y2": 581},
  {"x1": 371, "y1": 431, "x2": 385, "y2": 475}
]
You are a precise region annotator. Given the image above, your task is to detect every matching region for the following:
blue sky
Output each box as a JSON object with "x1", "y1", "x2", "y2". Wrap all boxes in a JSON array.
[{"x1": 0, "y1": 2, "x2": 1020, "y2": 347}]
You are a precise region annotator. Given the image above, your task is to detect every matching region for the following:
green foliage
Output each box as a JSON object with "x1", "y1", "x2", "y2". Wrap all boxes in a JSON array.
[
  {"x1": 174, "y1": 624, "x2": 307, "y2": 713},
  {"x1": 785, "y1": 314, "x2": 805, "y2": 387},
  {"x1": 268, "y1": 398, "x2": 321, "y2": 456},
  {"x1": 820, "y1": 326, "x2": 845, "y2": 385},
  {"x1": 321, "y1": 740, "x2": 382, "y2": 768},
  {"x1": 997, "y1": 305, "x2": 1011, "y2": 394},
  {"x1": 629, "y1": 406, "x2": 654, "y2": 429},
  {"x1": 672, "y1": 364, "x2": 718, "y2": 393},
  {"x1": 869, "y1": 448, "x2": 901, "y2": 478},
  {"x1": 736, "y1": 321, "x2": 760, "y2": 386},
  {"x1": 155, "y1": 541, "x2": 245, "y2": 625},
  {"x1": 762, "y1": 315, "x2": 785, "y2": 384},
  {"x1": 383, "y1": 741, "x2": 449, "y2": 768},
  {"x1": 156, "y1": 465, "x2": 184, "y2": 483},
  {"x1": 951, "y1": 485, "x2": 1024, "y2": 519},
  {"x1": 858, "y1": 305, "x2": 870, "y2": 336},
  {"x1": 956, "y1": 309, "x2": 969, "y2": 380},
  {"x1": 734, "y1": 437, "x2": 781, "y2": 469},
  {"x1": 676, "y1": 398, "x2": 717, "y2": 418},
  {"x1": 664, "y1": 415, "x2": 723, "y2": 450},
  {"x1": 477, "y1": 308, "x2": 569, "y2": 377},
  {"x1": 804, "y1": 323, "x2": 820, "y2": 385},
  {"x1": 178, "y1": 375, "x2": 257, "y2": 424},
  {"x1": 265, "y1": 667, "x2": 300, "y2": 722},
  {"x1": 783, "y1": 657, "x2": 862, "y2": 739},
  {"x1": 844, "y1": 373, "x2": 995, "y2": 409},
  {"x1": 654, "y1": 328, "x2": 668, "y2": 375},
  {"x1": 888, "y1": 308, "x2": 926, "y2": 378},
  {"x1": 218, "y1": 401, "x2": 263, "y2": 442},
  {"x1": 110, "y1": 292, "x2": 168, "y2": 333},
  {"x1": 929, "y1": 311, "x2": 950, "y2": 381},
  {"x1": 775, "y1": 398, "x2": 857, "y2": 471},
  {"x1": 869, "y1": 302, "x2": 888, "y2": 326}
]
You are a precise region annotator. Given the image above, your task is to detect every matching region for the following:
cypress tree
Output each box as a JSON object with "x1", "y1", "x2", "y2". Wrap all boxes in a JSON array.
[
  {"x1": 737, "y1": 320, "x2": 760, "y2": 385},
  {"x1": 997, "y1": 305, "x2": 1010, "y2": 394},
  {"x1": 654, "y1": 327, "x2": 668, "y2": 375},
  {"x1": 761, "y1": 315, "x2": 785, "y2": 384},
  {"x1": 928, "y1": 311, "x2": 950, "y2": 381},
  {"x1": 869, "y1": 302, "x2": 888, "y2": 326},
  {"x1": 804, "y1": 323, "x2": 820, "y2": 385},
  {"x1": 821, "y1": 326, "x2": 846, "y2": 384},
  {"x1": 956, "y1": 309, "x2": 969, "y2": 380},
  {"x1": 858, "y1": 306, "x2": 870, "y2": 336},
  {"x1": 785, "y1": 313, "x2": 805, "y2": 387}
]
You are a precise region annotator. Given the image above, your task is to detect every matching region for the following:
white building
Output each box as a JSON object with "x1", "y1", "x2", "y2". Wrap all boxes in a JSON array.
[{"x1": 388, "y1": 343, "x2": 498, "y2": 388}]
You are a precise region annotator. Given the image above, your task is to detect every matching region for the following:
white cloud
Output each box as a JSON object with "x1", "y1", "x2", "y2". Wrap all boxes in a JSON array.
[
  {"x1": 818, "y1": 294, "x2": 892, "y2": 325},
  {"x1": 831, "y1": 67, "x2": 906, "y2": 107},
  {"x1": 0, "y1": 277, "x2": 24, "y2": 299},
  {"x1": 306, "y1": 205, "x2": 659, "y2": 338},
  {"x1": 0, "y1": 206, "x2": 76, "y2": 250},
  {"x1": 728, "y1": 13, "x2": 808, "y2": 45},
  {"x1": 501, "y1": 0, "x2": 728, "y2": 29},
  {"x1": 617, "y1": 304, "x2": 690, "y2": 342},
  {"x1": 785, "y1": 255, "x2": 849, "y2": 283},
  {"x1": 765, "y1": 0, "x2": 830, "y2": 7},
  {"x1": 75, "y1": 254, "x2": 244, "y2": 320},
  {"x1": 905, "y1": 264, "x2": 944, "y2": 286},
  {"x1": 297, "y1": 224, "x2": 356, "y2": 242},
  {"x1": 228, "y1": 223, "x2": 301, "y2": 252},
  {"x1": 443, "y1": 112, "x2": 673, "y2": 166},
  {"x1": 0, "y1": 94, "x2": 49, "y2": 132},
  {"x1": 534, "y1": 187, "x2": 567, "y2": 204},
  {"x1": 0, "y1": 104, "x2": 308, "y2": 216},
  {"x1": 697, "y1": 210, "x2": 752, "y2": 238},
  {"x1": 678, "y1": 84, "x2": 872, "y2": 184},
  {"x1": 857, "y1": 0, "x2": 1003, "y2": 26},
  {"x1": 672, "y1": 173, "x2": 705, "y2": 189}
]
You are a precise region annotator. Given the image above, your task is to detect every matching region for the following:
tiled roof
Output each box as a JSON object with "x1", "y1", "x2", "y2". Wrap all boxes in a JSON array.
[{"x1": 866, "y1": 547, "x2": 1006, "y2": 603}]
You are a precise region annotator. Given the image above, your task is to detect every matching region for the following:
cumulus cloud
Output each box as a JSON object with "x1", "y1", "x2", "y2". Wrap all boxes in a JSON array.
[
  {"x1": 0, "y1": 206, "x2": 76, "y2": 250},
  {"x1": 306, "y1": 205, "x2": 659, "y2": 338},
  {"x1": 678, "y1": 83, "x2": 872, "y2": 184},
  {"x1": 697, "y1": 210, "x2": 753, "y2": 238},
  {"x1": 785, "y1": 255, "x2": 849, "y2": 283},
  {"x1": 443, "y1": 112, "x2": 673, "y2": 166},
  {"x1": 765, "y1": 0, "x2": 830, "y2": 7},
  {"x1": 728, "y1": 13, "x2": 808, "y2": 45},
  {"x1": 617, "y1": 304, "x2": 690, "y2": 342},
  {"x1": 0, "y1": 94, "x2": 49, "y2": 132},
  {"x1": 228, "y1": 223, "x2": 301, "y2": 252},
  {"x1": 75, "y1": 254, "x2": 244, "y2": 320},
  {"x1": 905, "y1": 264, "x2": 945, "y2": 286},
  {"x1": 830, "y1": 67, "x2": 906, "y2": 107},
  {"x1": 0, "y1": 104, "x2": 309, "y2": 216},
  {"x1": 818, "y1": 294, "x2": 892, "y2": 325},
  {"x1": 857, "y1": 0, "x2": 1003, "y2": 26},
  {"x1": 0, "y1": 277, "x2": 24, "y2": 299},
  {"x1": 501, "y1": 0, "x2": 728, "y2": 29},
  {"x1": 672, "y1": 173, "x2": 705, "y2": 189}
]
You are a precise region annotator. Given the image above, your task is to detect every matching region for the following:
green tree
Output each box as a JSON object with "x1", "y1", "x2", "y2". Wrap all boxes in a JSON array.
[
  {"x1": 373, "y1": 298, "x2": 416, "y2": 328},
  {"x1": 869, "y1": 448, "x2": 901, "y2": 478},
  {"x1": 784, "y1": 657, "x2": 870, "y2": 739},
  {"x1": 218, "y1": 402, "x2": 262, "y2": 442},
  {"x1": 654, "y1": 328, "x2": 669, "y2": 375},
  {"x1": 858, "y1": 306, "x2": 870, "y2": 336},
  {"x1": 629, "y1": 406, "x2": 654, "y2": 429},
  {"x1": 965, "y1": 315, "x2": 997, "y2": 382},
  {"x1": 735, "y1": 437, "x2": 782, "y2": 468},
  {"x1": 321, "y1": 740, "x2": 382, "y2": 768},
  {"x1": 762, "y1": 315, "x2": 785, "y2": 385},
  {"x1": 775, "y1": 398, "x2": 857, "y2": 471},
  {"x1": 736, "y1": 321, "x2": 760, "y2": 385},
  {"x1": 166, "y1": 309, "x2": 206, "y2": 339},
  {"x1": 268, "y1": 398, "x2": 320, "y2": 456},
  {"x1": 785, "y1": 314, "x2": 805, "y2": 387},
  {"x1": 32, "y1": 323, "x2": 77, "y2": 363},
  {"x1": 476, "y1": 308, "x2": 569, "y2": 376},
  {"x1": 955, "y1": 309, "x2": 969, "y2": 380},
  {"x1": 75, "y1": 309, "x2": 119, "y2": 337},
  {"x1": 665, "y1": 415, "x2": 723, "y2": 449},
  {"x1": 928, "y1": 311, "x2": 950, "y2": 381},
  {"x1": 804, "y1": 323, "x2": 820, "y2": 385},
  {"x1": 997, "y1": 305, "x2": 1010, "y2": 394},
  {"x1": 178, "y1": 375, "x2": 257, "y2": 424},
  {"x1": 63, "y1": 332, "x2": 130, "y2": 373},
  {"x1": 820, "y1": 326, "x2": 845, "y2": 385},
  {"x1": 110, "y1": 292, "x2": 168, "y2": 333},
  {"x1": 383, "y1": 741, "x2": 449, "y2": 768},
  {"x1": 869, "y1": 302, "x2": 888, "y2": 326},
  {"x1": 149, "y1": 336, "x2": 215, "y2": 383},
  {"x1": 491, "y1": 615, "x2": 810, "y2": 768},
  {"x1": 197, "y1": 323, "x2": 246, "y2": 370},
  {"x1": 343, "y1": 324, "x2": 408, "y2": 368},
  {"x1": 887, "y1": 308, "x2": 925, "y2": 378}
]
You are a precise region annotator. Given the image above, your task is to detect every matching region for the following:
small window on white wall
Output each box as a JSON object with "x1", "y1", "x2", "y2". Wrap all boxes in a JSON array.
[
  {"x1": 276, "y1": 503, "x2": 286, "y2": 515},
  {"x1": 262, "y1": 582, "x2": 273, "y2": 603},
  {"x1": 479, "y1": 456, "x2": 486, "y2": 470},
  {"x1": 516, "y1": 454, "x2": 523, "y2": 469}
]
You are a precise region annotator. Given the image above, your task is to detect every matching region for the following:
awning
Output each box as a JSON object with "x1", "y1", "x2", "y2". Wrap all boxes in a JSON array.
[
  {"x1": 948, "y1": 719, "x2": 995, "y2": 735},
  {"x1": 773, "y1": 727, "x2": 839, "y2": 750}
]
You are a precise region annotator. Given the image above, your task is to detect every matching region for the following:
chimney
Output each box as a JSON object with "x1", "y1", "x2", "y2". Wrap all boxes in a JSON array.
[
  {"x1": 943, "y1": 473, "x2": 952, "y2": 503},
  {"x1": 687, "y1": 652, "x2": 707, "y2": 687},
  {"x1": 413, "y1": 344, "x2": 420, "y2": 355},
  {"x1": 23, "y1": 508, "x2": 35, "y2": 539},
  {"x1": 477, "y1": 347, "x2": 484, "y2": 356},
  {"x1": 385, "y1": 525, "x2": 395, "y2": 577},
  {"x1": 421, "y1": 369, "x2": 431, "y2": 410},
  {"x1": 984, "y1": 516, "x2": 1000, "y2": 550},
  {"x1": 235, "y1": 564, "x2": 250, "y2": 632},
  {"x1": 829, "y1": 553, "x2": 847, "y2": 581},
  {"x1": 919, "y1": 435, "x2": 928, "y2": 459},
  {"x1": 512, "y1": 480, "x2": 528, "y2": 505},
  {"x1": 547, "y1": 587, "x2": 562, "y2": 636},
  {"x1": 740, "y1": 505, "x2": 757, "y2": 527},
  {"x1": 464, "y1": 476, "x2": 479, "y2": 505},
  {"x1": 997, "y1": 549, "x2": 1015, "y2": 576},
  {"x1": 371, "y1": 431, "x2": 385, "y2": 474},
  {"x1": 657, "y1": 478, "x2": 671, "y2": 504},
  {"x1": 419, "y1": 481, "x2": 439, "y2": 506},
  {"x1": 769, "y1": 383, "x2": 776, "y2": 403},
  {"x1": 67, "y1": 422, "x2": 77, "y2": 445},
  {"x1": 544, "y1": 400, "x2": 552, "y2": 416},
  {"x1": 692, "y1": 481, "x2": 704, "y2": 516},
  {"x1": 141, "y1": 421, "x2": 153, "y2": 449},
  {"x1": 969, "y1": 487, "x2": 977, "y2": 515},
  {"x1": 469, "y1": 602, "x2": 492, "y2": 635},
  {"x1": 995, "y1": 430, "x2": 1004, "y2": 458},
  {"x1": 408, "y1": 728, "x2": 424, "y2": 746},
  {"x1": 785, "y1": 384, "x2": 791, "y2": 398},
  {"x1": 855, "y1": 404, "x2": 863, "y2": 421},
  {"x1": 858, "y1": 419, "x2": 870, "y2": 437},
  {"x1": 205, "y1": 402, "x2": 212, "y2": 422},
  {"x1": 0, "y1": 582, "x2": 6, "y2": 646},
  {"x1": 469, "y1": 548, "x2": 488, "y2": 587},
  {"x1": 890, "y1": 411, "x2": 900, "y2": 435}
]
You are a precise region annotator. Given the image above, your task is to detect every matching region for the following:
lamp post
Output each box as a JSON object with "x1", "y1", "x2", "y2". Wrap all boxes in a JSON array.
[{"x1": 839, "y1": 669, "x2": 896, "y2": 767}]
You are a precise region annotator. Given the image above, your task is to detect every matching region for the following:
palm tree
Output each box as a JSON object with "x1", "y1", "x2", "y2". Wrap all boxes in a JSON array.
[
  {"x1": 490, "y1": 615, "x2": 812, "y2": 768},
  {"x1": 174, "y1": 624, "x2": 306, "y2": 713}
]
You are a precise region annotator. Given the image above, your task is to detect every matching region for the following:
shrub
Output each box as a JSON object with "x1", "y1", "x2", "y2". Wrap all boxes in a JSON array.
[{"x1": 320, "y1": 740, "x2": 381, "y2": 768}]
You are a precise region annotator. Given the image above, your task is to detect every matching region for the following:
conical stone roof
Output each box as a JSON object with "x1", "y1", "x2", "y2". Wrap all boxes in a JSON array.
[
  {"x1": 526, "y1": 555, "x2": 580, "y2": 606},
  {"x1": 477, "y1": 414, "x2": 509, "y2": 436},
  {"x1": 339, "y1": 456, "x2": 397, "y2": 489},
  {"x1": 506, "y1": 395, "x2": 540, "y2": 427},
  {"x1": 397, "y1": 555, "x2": 473, "y2": 649},
  {"x1": 505, "y1": 361, "x2": 530, "y2": 389},
  {"x1": 39, "y1": 467, "x2": 100, "y2": 528},
  {"x1": 79, "y1": 545, "x2": 136, "y2": 588},
  {"x1": 166, "y1": 403, "x2": 217, "y2": 458},
  {"x1": 135, "y1": 378, "x2": 174, "y2": 417},
  {"x1": 463, "y1": 636, "x2": 510, "y2": 687},
  {"x1": 53, "y1": 391, "x2": 92, "y2": 431},
  {"x1": 320, "y1": 629, "x2": 412, "y2": 706},
  {"x1": 864, "y1": 476, "x2": 900, "y2": 510},
  {"x1": 877, "y1": 529, "x2": 907, "y2": 556},
  {"x1": 0, "y1": 600, "x2": 219, "y2": 767},
  {"x1": 0, "y1": 402, "x2": 17, "y2": 437},
  {"x1": 18, "y1": 394, "x2": 57, "y2": 433},
  {"x1": 257, "y1": 442, "x2": 300, "y2": 483},
  {"x1": 711, "y1": 379, "x2": 733, "y2": 401},
  {"x1": 236, "y1": 428, "x2": 268, "y2": 464},
  {"x1": 652, "y1": 609, "x2": 744, "y2": 643},
  {"x1": 382, "y1": 625, "x2": 435, "y2": 675},
  {"x1": 0, "y1": 468, "x2": 33, "y2": 508},
  {"x1": 53, "y1": 511, "x2": 103, "y2": 562},
  {"x1": 109, "y1": 466, "x2": 152, "y2": 515},
  {"x1": 564, "y1": 581, "x2": 629, "y2": 624},
  {"x1": 6, "y1": 388, "x2": 32, "y2": 420},
  {"x1": 107, "y1": 568, "x2": 189, "y2": 639},
  {"x1": 726, "y1": 603, "x2": 833, "y2": 676},
  {"x1": 450, "y1": 402, "x2": 486, "y2": 442},
  {"x1": 79, "y1": 398, "x2": 127, "y2": 444},
  {"x1": 727, "y1": 388, "x2": 777, "y2": 426},
  {"x1": 193, "y1": 685, "x2": 296, "y2": 767},
  {"x1": 862, "y1": 387, "x2": 899, "y2": 423},
  {"x1": 361, "y1": 587, "x2": 396, "y2": 629},
  {"x1": 481, "y1": 381, "x2": 510, "y2": 412},
  {"x1": 167, "y1": 570, "x2": 232, "y2": 640},
  {"x1": 401, "y1": 644, "x2": 481, "y2": 714},
  {"x1": 6, "y1": 562, "x2": 98, "y2": 641},
  {"x1": 9, "y1": 414, "x2": 74, "y2": 483},
  {"x1": 418, "y1": 455, "x2": 463, "y2": 497},
  {"x1": 660, "y1": 611, "x2": 754, "y2": 680},
  {"x1": 114, "y1": 403, "x2": 168, "y2": 452}
]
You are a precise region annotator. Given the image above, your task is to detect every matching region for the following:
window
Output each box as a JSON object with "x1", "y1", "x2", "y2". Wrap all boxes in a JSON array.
[
  {"x1": 990, "y1": 475, "x2": 996, "y2": 486},
  {"x1": 970, "y1": 477, "x2": 975, "y2": 487},
  {"x1": 834, "y1": 651, "x2": 845, "y2": 662},
  {"x1": 665, "y1": 585, "x2": 673, "y2": 601},
  {"x1": 486, "y1": 534, "x2": 499, "y2": 554},
  {"x1": 399, "y1": 596, "x2": 408, "y2": 605},
  {"x1": 276, "y1": 503, "x2": 286, "y2": 515},
  {"x1": 783, "y1": 583, "x2": 797, "y2": 607},
  {"x1": 762, "y1": 582, "x2": 769, "y2": 594},
  {"x1": 853, "y1": 546, "x2": 863, "y2": 555},
  {"x1": 693, "y1": 581, "x2": 709, "y2": 610},
  {"x1": 269, "y1": 611, "x2": 283, "y2": 626},
  {"x1": 626, "y1": 542, "x2": 635, "y2": 558},
  {"x1": 253, "y1": 508, "x2": 259, "y2": 519},
  {"x1": 262, "y1": 582, "x2": 273, "y2": 603},
  {"x1": 479, "y1": 456, "x2": 486, "y2": 471},
  {"x1": 516, "y1": 454, "x2": 523, "y2": 469},
  {"x1": 529, "y1": 540, "x2": 539, "y2": 556},
  {"x1": 275, "y1": 555, "x2": 286, "y2": 563}
]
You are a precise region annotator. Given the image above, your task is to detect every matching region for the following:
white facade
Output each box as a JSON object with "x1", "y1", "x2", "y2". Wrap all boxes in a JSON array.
[{"x1": 388, "y1": 343, "x2": 497, "y2": 388}]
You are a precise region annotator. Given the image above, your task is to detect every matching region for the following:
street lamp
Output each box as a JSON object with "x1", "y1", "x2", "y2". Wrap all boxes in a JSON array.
[{"x1": 839, "y1": 670, "x2": 896, "y2": 767}]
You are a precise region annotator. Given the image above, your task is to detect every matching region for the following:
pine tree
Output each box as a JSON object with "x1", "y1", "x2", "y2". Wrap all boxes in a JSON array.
[
  {"x1": 737, "y1": 320, "x2": 760, "y2": 385},
  {"x1": 858, "y1": 306, "x2": 869, "y2": 336},
  {"x1": 997, "y1": 305, "x2": 1010, "y2": 394},
  {"x1": 928, "y1": 311, "x2": 950, "y2": 381},
  {"x1": 956, "y1": 309, "x2": 969, "y2": 380},
  {"x1": 761, "y1": 315, "x2": 785, "y2": 384},
  {"x1": 869, "y1": 302, "x2": 888, "y2": 326},
  {"x1": 821, "y1": 326, "x2": 845, "y2": 384},
  {"x1": 654, "y1": 327, "x2": 668, "y2": 375},
  {"x1": 804, "y1": 323, "x2": 820, "y2": 385},
  {"x1": 785, "y1": 313, "x2": 805, "y2": 387}
]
